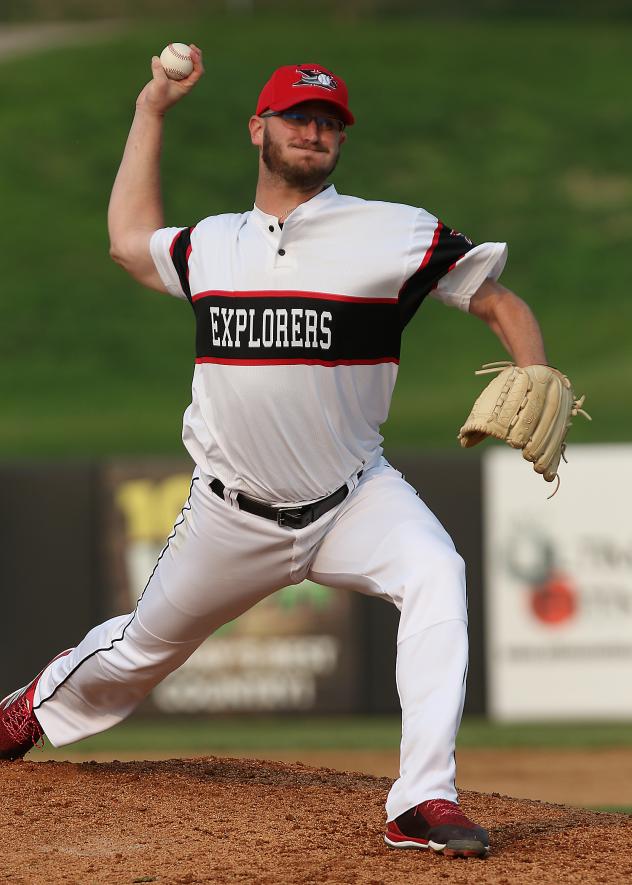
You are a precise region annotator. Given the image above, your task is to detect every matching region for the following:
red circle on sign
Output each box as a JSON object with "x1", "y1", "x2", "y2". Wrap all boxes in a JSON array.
[{"x1": 530, "y1": 574, "x2": 577, "y2": 625}]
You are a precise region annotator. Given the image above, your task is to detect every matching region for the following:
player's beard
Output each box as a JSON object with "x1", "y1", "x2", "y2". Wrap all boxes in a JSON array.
[{"x1": 262, "y1": 127, "x2": 340, "y2": 190}]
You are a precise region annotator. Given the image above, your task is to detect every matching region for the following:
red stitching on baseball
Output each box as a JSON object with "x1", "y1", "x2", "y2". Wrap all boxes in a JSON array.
[{"x1": 168, "y1": 43, "x2": 191, "y2": 61}]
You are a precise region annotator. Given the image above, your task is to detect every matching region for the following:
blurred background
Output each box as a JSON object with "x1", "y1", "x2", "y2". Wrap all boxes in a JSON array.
[{"x1": 1, "y1": 1, "x2": 631, "y2": 813}]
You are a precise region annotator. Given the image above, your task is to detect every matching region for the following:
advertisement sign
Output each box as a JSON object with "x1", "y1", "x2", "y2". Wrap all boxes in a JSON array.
[
  {"x1": 101, "y1": 461, "x2": 362, "y2": 714},
  {"x1": 484, "y1": 445, "x2": 632, "y2": 720}
]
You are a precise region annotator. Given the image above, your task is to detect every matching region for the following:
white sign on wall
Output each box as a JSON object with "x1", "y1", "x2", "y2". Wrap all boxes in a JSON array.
[{"x1": 484, "y1": 445, "x2": 632, "y2": 720}]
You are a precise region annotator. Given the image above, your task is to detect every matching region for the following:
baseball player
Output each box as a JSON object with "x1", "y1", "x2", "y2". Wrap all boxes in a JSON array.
[{"x1": 0, "y1": 51, "x2": 550, "y2": 858}]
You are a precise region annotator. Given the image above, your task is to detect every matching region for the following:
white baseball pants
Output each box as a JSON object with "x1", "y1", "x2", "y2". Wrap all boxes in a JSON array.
[{"x1": 34, "y1": 458, "x2": 468, "y2": 821}]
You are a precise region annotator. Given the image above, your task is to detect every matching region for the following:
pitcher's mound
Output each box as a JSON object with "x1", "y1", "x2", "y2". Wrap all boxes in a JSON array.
[{"x1": 1, "y1": 755, "x2": 631, "y2": 884}]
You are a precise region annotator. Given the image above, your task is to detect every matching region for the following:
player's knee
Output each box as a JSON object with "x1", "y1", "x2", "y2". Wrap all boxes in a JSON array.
[
  {"x1": 440, "y1": 546, "x2": 466, "y2": 585},
  {"x1": 416, "y1": 543, "x2": 465, "y2": 590},
  {"x1": 399, "y1": 544, "x2": 467, "y2": 630}
]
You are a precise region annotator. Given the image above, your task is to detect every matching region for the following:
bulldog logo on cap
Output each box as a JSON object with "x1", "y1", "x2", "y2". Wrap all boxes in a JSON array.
[{"x1": 293, "y1": 67, "x2": 338, "y2": 91}]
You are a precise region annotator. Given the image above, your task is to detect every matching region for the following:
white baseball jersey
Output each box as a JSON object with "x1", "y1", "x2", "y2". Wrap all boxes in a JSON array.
[{"x1": 150, "y1": 184, "x2": 507, "y2": 504}]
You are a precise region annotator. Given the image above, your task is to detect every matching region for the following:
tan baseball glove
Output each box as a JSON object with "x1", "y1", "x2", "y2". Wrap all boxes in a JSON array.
[{"x1": 458, "y1": 361, "x2": 590, "y2": 492}]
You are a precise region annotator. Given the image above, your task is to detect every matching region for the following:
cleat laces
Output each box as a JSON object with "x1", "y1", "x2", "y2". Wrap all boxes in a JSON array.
[
  {"x1": 417, "y1": 799, "x2": 473, "y2": 825},
  {"x1": 3, "y1": 695, "x2": 43, "y2": 748}
]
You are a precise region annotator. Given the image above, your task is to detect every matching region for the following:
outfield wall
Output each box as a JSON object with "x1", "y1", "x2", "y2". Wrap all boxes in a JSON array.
[{"x1": 0, "y1": 453, "x2": 484, "y2": 715}]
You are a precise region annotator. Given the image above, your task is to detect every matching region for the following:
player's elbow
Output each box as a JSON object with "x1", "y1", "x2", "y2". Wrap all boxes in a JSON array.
[
  {"x1": 109, "y1": 246, "x2": 144, "y2": 283},
  {"x1": 108, "y1": 227, "x2": 135, "y2": 264},
  {"x1": 469, "y1": 279, "x2": 517, "y2": 325},
  {"x1": 108, "y1": 235, "x2": 148, "y2": 277},
  {"x1": 108, "y1": 238, "x2": 165, "y2": 293},
  {"x1": 108, "y1": 241, "x2": 145, "y2": 284},
  {"x1": 109, "y1": 240, "x2": 127, "y2": 268}
]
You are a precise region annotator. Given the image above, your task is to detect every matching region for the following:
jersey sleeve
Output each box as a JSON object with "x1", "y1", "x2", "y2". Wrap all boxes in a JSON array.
[
  {"x1": 399, "y1": 210, "x2": 507, "y2": 324},
  {"x1": 431, "y1": 240, "x2": 508, "y2": 311},
  {"x1": 149, "y1": 226, "x2": 195, "y2": 301}
]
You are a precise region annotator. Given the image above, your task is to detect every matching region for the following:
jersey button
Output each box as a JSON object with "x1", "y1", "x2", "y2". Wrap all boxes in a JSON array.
[
  {"x1": 278, "y1": 248, "x2": 286, "y2": 256},
  {"x1": 268, "y1": 225, "x2": 274, "y2": 232}
]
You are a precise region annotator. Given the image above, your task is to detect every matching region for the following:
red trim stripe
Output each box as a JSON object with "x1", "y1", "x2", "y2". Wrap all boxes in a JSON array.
[
  {"x1": 191, "y1": 289, "x2": 398, "y2": 305},
  {"x1": 185, "y1": 243, "x2": 193, "y2": 280},
  {"x1": 194, "y1": 357, "x2": 399, "y2": 367},
  {"x1": 169, "y1": 225, "x2": 196, "y2": 263},
  {"x1": 397, "y1": 220, "x2": 443, "y2": 296},
  {"x1": 445, "y1": 252, "x2": 466, "y2": 275},
  {"x1": 169, "y1": 229, "x2": 183, "y2": 257},
  {"x1": 420, "y1": 220, "x2": 443, "y2": 270}
]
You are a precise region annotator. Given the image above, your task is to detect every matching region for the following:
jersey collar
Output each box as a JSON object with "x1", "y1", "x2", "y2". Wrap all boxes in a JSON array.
[{"x1": 250, "y1": 183, "x2": 338, "y2": 228}]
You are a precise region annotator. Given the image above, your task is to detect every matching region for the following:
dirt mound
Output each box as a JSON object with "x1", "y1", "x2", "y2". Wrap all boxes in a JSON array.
[{"x1": 1, "y1": 755, "x2": 631, "y2": 884}]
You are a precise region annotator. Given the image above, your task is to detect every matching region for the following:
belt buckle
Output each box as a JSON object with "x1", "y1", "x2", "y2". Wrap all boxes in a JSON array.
[{"x1": 277, "y1": 506, "x2": 309, "y2": 529}]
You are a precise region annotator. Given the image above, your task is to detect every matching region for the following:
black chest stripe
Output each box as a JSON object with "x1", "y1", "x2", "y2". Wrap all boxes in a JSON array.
[
  {"x1": 191, "y1": 290, "x2": 401, "y2": 366},
  {"x1": 399, "y1": 221, "x2": 475, "y2": 327}
]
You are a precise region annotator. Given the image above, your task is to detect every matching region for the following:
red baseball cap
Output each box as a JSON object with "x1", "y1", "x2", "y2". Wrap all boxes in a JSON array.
[{"x1": 256, "y1": 63, "x2": 355, "y2": 126}]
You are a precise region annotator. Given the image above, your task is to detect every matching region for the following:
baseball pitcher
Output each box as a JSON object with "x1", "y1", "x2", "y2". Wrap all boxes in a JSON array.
[{"x1": 0, "y1": 50, "x2": 586, "y2": 858}]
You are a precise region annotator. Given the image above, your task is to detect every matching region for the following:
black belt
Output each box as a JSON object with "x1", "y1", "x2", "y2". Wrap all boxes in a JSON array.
[{"x1": 209, "y1": 471, "x2": 363, "y2": 530}]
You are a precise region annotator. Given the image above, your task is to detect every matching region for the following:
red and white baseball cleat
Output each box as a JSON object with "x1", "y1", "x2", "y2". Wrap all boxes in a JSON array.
[
  {"x1": 385, "y1": 798, "x2": 489, "y2": 858},
  {"x1": 0, "y1": 650, "x2": 72, "y2": 760}
]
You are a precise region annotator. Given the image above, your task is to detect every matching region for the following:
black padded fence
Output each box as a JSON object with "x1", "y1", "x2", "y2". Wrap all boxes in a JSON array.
[{"x1": 0, "y1": 454, "x2": 484, "y2": 714}]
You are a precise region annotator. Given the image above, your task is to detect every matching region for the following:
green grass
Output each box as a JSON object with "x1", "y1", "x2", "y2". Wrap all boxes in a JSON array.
[
  {"x1": 2, "y1": 15, "x2": 631, "y2": 455},
  {"x1": 590, "y1": 805, "x2": 632, "y2": 815},
  {"x1": 40, "y1": 715, "x2": 632, "y2": 755}
]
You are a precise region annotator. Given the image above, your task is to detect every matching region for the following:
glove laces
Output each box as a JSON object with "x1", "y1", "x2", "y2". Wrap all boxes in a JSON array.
[{"x1": 474, "y1": 360, "x2": 515, "y2": 376}]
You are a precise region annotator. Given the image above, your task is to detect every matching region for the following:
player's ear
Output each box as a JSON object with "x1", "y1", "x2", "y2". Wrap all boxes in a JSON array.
[
  {"x1": 339, "y1": 130, "x2": 347, "y2": 146},
  {"x1": 249, "y1": 115, "x2": 264, "y2": 147}
]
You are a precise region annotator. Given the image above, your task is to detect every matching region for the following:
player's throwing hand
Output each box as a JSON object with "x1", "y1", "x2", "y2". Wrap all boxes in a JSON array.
[{"x1": 137, "y1": 44, "x2": 204, "y2": 116}]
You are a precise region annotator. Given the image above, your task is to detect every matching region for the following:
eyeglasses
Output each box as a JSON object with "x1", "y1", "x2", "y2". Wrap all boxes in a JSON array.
[{"x1": 260, "y1": 110, "x2": 345, "y2": 133}]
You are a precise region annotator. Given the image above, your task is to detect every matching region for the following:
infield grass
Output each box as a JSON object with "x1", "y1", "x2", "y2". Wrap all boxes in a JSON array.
[
  {"x1": 1, "y1": 14, "x2": 631, "y2": 455},
  {"x1": 593, "y1": 806, "x2": 632, "y2": 815},
  {"x1": 39, "y1": 715, "x2": 632, "y2": 755}
]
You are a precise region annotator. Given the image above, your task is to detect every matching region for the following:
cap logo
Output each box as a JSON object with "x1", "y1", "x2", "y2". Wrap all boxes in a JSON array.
[{"x1": 293, "y1": 67, "x2": 338, "y2": 91}]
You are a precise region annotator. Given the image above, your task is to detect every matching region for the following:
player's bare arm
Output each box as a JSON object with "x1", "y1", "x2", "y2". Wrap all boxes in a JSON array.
[
  {"x1": 462, "y1": 278, "x2": 586, "y2": 490},
  {"x1": 108, "y1": 45, "x2": 204, "y2": 291},
  {"x1": 468, "y1": 278, "x2": 547, "y2": 366}
]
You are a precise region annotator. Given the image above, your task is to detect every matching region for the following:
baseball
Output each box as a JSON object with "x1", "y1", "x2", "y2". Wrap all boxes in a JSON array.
[{"x1": 159, "y1": 43, "x2": 194, "y2": 81}]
